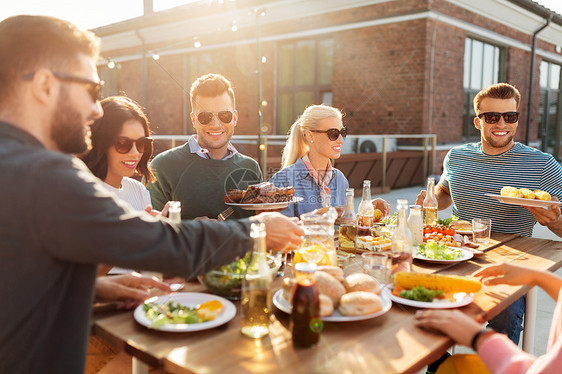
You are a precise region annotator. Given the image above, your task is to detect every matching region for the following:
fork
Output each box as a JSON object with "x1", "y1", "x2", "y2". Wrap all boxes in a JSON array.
[{"x1": 217, "y1": 207, "x2": 234, "y2": 221}]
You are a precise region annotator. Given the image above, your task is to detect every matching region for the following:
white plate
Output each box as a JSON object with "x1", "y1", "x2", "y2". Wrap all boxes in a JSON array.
[
  {"x1": 134, "y1": 292, "x2": 236, "y2": 332},
  {"x1": 273, "y1": 289, "x2": 392, "y2": 322},
  {"x1": 386, "y1": 288, "x2": 474, "y2": 309},
  {"x1": 413, "y1": 247, "x2": 474, "y2": 264},
  {"x1": 485, "y1": 193, "x2": 562, "y2": 208},
  {"x1": 225, "y1": 196, "x2": 303, "y2": 211}
]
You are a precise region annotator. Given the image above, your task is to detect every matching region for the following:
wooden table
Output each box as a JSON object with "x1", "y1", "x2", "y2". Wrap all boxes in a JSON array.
[{"x1": 92, "y1": 233, "x2": 562, "y2": 374}]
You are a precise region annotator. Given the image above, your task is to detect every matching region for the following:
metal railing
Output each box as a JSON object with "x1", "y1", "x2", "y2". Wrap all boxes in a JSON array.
[{"x1": 152, "y1": 134, "x2": 438, "y2": 184}]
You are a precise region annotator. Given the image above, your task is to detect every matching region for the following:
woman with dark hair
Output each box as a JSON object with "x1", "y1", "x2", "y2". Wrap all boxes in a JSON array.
[{"x1": 80, "y1": 95, "x2": 156, "y2": 212}]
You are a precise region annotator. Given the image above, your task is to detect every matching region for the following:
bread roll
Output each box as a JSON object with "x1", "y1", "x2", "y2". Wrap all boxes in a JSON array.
[
  {"x1": 339, "y1": 291, "x2": 382, "y2": 316},
  {"x1": 282, "y1": 277, "x2": 297, "y2": 301},
  {"x1": 317, "y1": 265, "x2": 344, "y2": 282},
  {"x1": 314, "y1": 271, "x2": 346, "y2": 305},
  {"x1": 319, "y1": 294, "x2": 334, "y2": 317},
  {"x1": 343, "y1": 273, "x2": 381, "y2": 294}
]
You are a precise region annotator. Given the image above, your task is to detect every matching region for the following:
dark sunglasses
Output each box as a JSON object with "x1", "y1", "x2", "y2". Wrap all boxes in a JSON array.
[
  {"x1": 477, "y1": 111, "x2": 520, "y2": 124},
  {"x1": 197, "y1": 111, "x2": 234, "y2": 125},
  {"x1": 114, "y1": 137, "x2": 153, "y2": 154},
  {"x1": 309, "y1": 127, "x2": 347, "y2": 141},
  {"x1": 22, "y1": 71, "x2": 104, "y2": 102}
]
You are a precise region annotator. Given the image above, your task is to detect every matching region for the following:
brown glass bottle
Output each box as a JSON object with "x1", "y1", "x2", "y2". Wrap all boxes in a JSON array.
[{"x1": 290, "y1": 262, "x2": 320, "y2": 348}]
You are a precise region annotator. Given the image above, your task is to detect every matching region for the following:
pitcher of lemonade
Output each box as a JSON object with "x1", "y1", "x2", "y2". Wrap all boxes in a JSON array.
[{"x1": 293, "y1": 206, "x2": 338, "y2": 266}]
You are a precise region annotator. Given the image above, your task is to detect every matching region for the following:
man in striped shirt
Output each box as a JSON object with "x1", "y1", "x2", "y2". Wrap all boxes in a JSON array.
[{"x1": 417, "y1": 83, "x2": 562, "y2": 345}]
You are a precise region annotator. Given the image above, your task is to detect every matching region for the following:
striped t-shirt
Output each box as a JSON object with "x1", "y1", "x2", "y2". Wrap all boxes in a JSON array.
[{"x1": 440, "y1": 142, "x2": 562, "y2": 237}]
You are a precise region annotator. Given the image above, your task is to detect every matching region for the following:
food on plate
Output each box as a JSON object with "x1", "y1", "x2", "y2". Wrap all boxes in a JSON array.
[
  {"x1": 449, "y1": 220, "x2": 472, "y2": 231},
  {"x1": 500, "y1": 186, "x2": 551, "y2": 201},
  {"x1": 314, "y1": 271, "x2": 346, "y2": 305},
  {"x1": 319, "y1": 294, "x2": 334, "y2": 317},
  {"x1": 224, "y1": 182, "x2": 294, "y2": 204},
  {"x1": 417, "y1": 241, "x2": 463, "y2": 260},
  {"x1": 339, "y1": 291, "x2": 383, "y2": 316},
  {"x1": 436, "y1": 215, "x2": 459, "y2": 226},
  {"x1": 282, "y1": 277, "x2": 297, "y2": 301},
  {"x1": 380, "y1": 212, "x2": 397, "y2": 226},
  {"x1": 398, "y1": 286, "x2": 444, "y2": 302},
  {"x1": 317, "y1": 265, "x2": 345, "y2": 282},
  {"x1": 423, "y1": 225, "x2": 461, "y2": 247},
  {"x1": 196, "y1": 300, "x2": 224, "y2": 321},
  {"x1": 143, "y1": 299, "x2": 223, "y2": 327},
  {"x1": 343, "y1": 273, "x2": 381, "y2": 294},
  {"x1": 373, "y1": 209, "x2": 384, "y2": 222},
  {"x1": 394, "y1": 272, "x2": 482, "y2": 293},
  {"x1": 500, "y1": 186, "x2": 522, "y2": 198},
  {"x1": 355, "y1": 235, "x2": 392, "y2": 251},
  {"x1": 534, "y1": 189, "x2": 551, "y2": 201}
]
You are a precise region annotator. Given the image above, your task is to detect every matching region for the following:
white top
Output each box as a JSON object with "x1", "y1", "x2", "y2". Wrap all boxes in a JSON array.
[{"x1": 103, "y1": 177, "x2": 151, "y2": 211}]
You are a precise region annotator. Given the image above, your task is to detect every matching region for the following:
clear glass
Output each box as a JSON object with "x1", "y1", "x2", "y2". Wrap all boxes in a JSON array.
[
  {"x1": 339, "y1": 188, "x2": 357, "y2": 253},
  {"x1": 241, "y1": 223, "x2": 272, "y2": 338},
  {"x1": 423, "y1": 177, "x2": 438, "y2": 226},
  {"x1": 168, "y1": 201, "x2": 181, "y2": 224},
  {"x1": 390, "y1": 200, "x2": 413, "y2": 274},
  {"x1": 407, "y1": 205, "x2": 423, "y2": 246},
  {"x1": 294, "y1": 207, "x2": 338, "y2": 266}
]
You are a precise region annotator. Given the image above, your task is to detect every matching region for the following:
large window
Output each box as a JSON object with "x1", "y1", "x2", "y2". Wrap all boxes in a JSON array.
[
  {"x1": 463, "y1": 38, "x2": 504, "y2": 138},
  {"x1": 276, "y1": 38, "x2": 333, "y2": 134},
  {"x1": 539, "y1": 60, "x2": 562, "y2": 159}
]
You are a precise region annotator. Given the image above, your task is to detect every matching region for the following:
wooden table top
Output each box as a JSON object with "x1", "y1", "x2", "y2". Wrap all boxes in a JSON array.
[{"x1": 92, "y1": 233, "x2": 562, "y2": 374}]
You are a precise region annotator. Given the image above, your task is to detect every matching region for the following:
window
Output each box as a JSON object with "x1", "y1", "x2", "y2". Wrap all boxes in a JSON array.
[
  {"x1": 538, "y1": 60, "x2": 561, "y2": 159},
  {"x1": 276, "y1": 38, "x2": 333, "y2": 134},
  {"x1": 463, "y1": 38, "x2": 504, "y2": 138}
]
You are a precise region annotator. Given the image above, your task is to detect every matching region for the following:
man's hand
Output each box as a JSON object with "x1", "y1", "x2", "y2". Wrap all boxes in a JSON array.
[
  {"x1": 252, "y1": 212, "x2": 304, "y2": 252},
  {"x1": 525, "y1": 196, "x2": 562, "y2": 237},
  {"x1": 415, "y1": 190, "x2": 427, "y2": 206},
  {"x1": 95, "y1": 273, "x2": 172, "y2": 309}
]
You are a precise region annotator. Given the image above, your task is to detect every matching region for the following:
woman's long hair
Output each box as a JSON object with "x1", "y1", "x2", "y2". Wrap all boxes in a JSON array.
[
  {"x1": 281, "y1": 104, "x2": 343, "y2": 168},
  {"x1": 80, "y1": 96, "x2": 156, "y2": 185}
]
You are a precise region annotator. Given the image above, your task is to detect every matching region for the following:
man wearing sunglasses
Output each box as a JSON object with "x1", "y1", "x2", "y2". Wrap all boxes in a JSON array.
[
  {"x1": 147, "y1": 73, "x2": 262, "y2": 220},
  {"x1": 416, "y1": 83, "x2": 562, "y2": 355},
  {"x1": 0, "y1": 16, "x2": 303, "y2": 373}
]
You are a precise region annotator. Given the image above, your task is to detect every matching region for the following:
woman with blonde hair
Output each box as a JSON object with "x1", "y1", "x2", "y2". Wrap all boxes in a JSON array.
[{"x1": 270, "y1": 104, "x2": 389, "y2": 217}]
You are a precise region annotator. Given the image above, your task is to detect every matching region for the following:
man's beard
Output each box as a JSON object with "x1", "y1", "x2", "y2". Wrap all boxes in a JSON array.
[
  {"x1": 50, "y1": 87, "x2": 92, "y2": 154},
  {"x1": 484, "y1": 133, "x2": 514, "y2": 149}
]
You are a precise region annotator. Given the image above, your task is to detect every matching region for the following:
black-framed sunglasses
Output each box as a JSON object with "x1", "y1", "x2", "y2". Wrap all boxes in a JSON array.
[
  {"x1": 309, "y1": 127, "x2": 347, "y2": 141},
  {"x1": 22, "y1": 71, "x2": 104, "y2": 102},
  {"x1": 114, "y1": 137, "x2": 153, "y2": 154},
  {"x1": 197, "y1": 111, "x2": 234, "y2": 125},
  {"x1": 477, "y1": 111, "x2": 520, "y2": 124}
]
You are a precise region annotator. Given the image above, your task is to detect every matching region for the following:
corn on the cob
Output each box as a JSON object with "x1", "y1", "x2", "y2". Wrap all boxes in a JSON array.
[
  {"x1": 394, "y1": 272, "x2": 482, "y2": 293},
  {"x1": 500, "y1": 186, "x2": 522, "y2": 198},
  {"x1": 534, "y1": 190, "x2": 551, "y2": 201},
  {"x1": 519, "y1": 188, "x2": 535, "y2": 199}
]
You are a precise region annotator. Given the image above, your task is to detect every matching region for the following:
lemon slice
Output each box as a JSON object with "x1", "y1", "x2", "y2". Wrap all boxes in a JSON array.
[
  {"x1": 301, "y1": 245, "x2": 325, "y2": 264},
  {"x1": 196, "y1": 300, "x2": 223, "y2": 321}
]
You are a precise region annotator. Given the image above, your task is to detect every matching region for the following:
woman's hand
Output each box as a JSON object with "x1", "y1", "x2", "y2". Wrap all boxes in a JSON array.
[
  {"x1": 372, "y1": 198, "x2": 391, "y2": 216},
  {"x1": 95, "y1": 273, "x2": 172, "y2": 309},
  {"x1": 414, "y1": 309, "x2": 484, "y2": 347},
  {"x1": 472, "y1": 263, "x2": 535, "y2": 287}
]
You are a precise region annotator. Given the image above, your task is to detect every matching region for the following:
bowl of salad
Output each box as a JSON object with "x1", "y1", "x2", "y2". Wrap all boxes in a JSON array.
[{"x1": 197, "y1": 252, "x2": 281, "y2": 300}]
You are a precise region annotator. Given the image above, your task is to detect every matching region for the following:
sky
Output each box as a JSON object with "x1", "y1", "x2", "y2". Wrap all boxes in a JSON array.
[{"x1": 0, "y1": 0, "x2": 561, "y2": 30}]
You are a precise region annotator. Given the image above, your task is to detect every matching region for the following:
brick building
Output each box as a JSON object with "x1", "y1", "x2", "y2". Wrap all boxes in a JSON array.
[{"x1": 95, "y1": 0, "x2": 562, "y2": 161}]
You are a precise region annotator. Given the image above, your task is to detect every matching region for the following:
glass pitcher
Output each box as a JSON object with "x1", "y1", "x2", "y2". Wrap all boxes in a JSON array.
[{"x1": 293, "y1": 206, "x2": 338, "y2": 266}]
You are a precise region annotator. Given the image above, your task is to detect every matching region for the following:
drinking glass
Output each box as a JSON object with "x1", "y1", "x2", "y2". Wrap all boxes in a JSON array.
[
  {"x1": 472, "y1": 218, "x2": 492, "y2": 244},
  {"x1": 361, "y1": 252, "x2": 390, "y2": 286}
]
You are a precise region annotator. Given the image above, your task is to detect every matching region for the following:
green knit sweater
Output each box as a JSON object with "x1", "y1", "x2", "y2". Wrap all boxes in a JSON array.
[{"x1": 147, "y1": 143, "x2": 262, "y2": 220}]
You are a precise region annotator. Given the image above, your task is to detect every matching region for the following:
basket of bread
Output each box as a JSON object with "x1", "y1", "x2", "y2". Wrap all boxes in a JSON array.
[{"x1": 275, "y1": 266, "x2": 392, "y2": 321}]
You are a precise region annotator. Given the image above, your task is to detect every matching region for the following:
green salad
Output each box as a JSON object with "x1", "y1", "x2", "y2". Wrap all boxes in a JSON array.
[
  {"x1": 418, "y1": 240, "x2": 462, "y2": 260},
  {"x1": 399, "y1": 286, "x2": 444, "y2": 302},
  {"x1": 143, "y1": 301, "x2": 201, "y2": 327}
]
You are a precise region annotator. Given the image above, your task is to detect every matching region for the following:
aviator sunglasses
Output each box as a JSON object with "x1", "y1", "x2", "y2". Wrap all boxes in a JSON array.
[
  {"x1": 114, "y1": 137, "x2": 153, "y2": 154},
  {"x1": 477, "y1": 111, "x2": 520, "y2": 124},
  {"x1": 22, "y1": 71, "x2": 104, "y2": 102},
  {"x1": 309, "y1": 127, "x2": 347, "y2": 141},
  {"x1": 197, "y1": 111, "x2": 234, "y2": 125}
]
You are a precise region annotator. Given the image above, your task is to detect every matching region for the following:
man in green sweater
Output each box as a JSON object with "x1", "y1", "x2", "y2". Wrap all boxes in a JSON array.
[{"x1": 148, "y1": 73, "x2": 262, "y2": 220}]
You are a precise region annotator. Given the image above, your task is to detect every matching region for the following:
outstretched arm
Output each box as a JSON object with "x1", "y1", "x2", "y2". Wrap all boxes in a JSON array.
[{"x1": 415, "y1": 183, "x2": 453, "y2": 210}]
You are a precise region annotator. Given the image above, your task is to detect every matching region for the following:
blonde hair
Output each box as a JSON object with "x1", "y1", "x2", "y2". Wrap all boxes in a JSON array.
[{"x1": 281, "y1": 104, "x2": 343, "y2": 168}]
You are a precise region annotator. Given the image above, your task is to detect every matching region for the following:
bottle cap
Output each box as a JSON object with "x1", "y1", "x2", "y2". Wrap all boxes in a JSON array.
[
  {"x1": 294, "y1": 262, "x2": 317, "y2": 273},
  {"x1": 409, "y1": 205, "x2": 421, "y2": 209}
]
